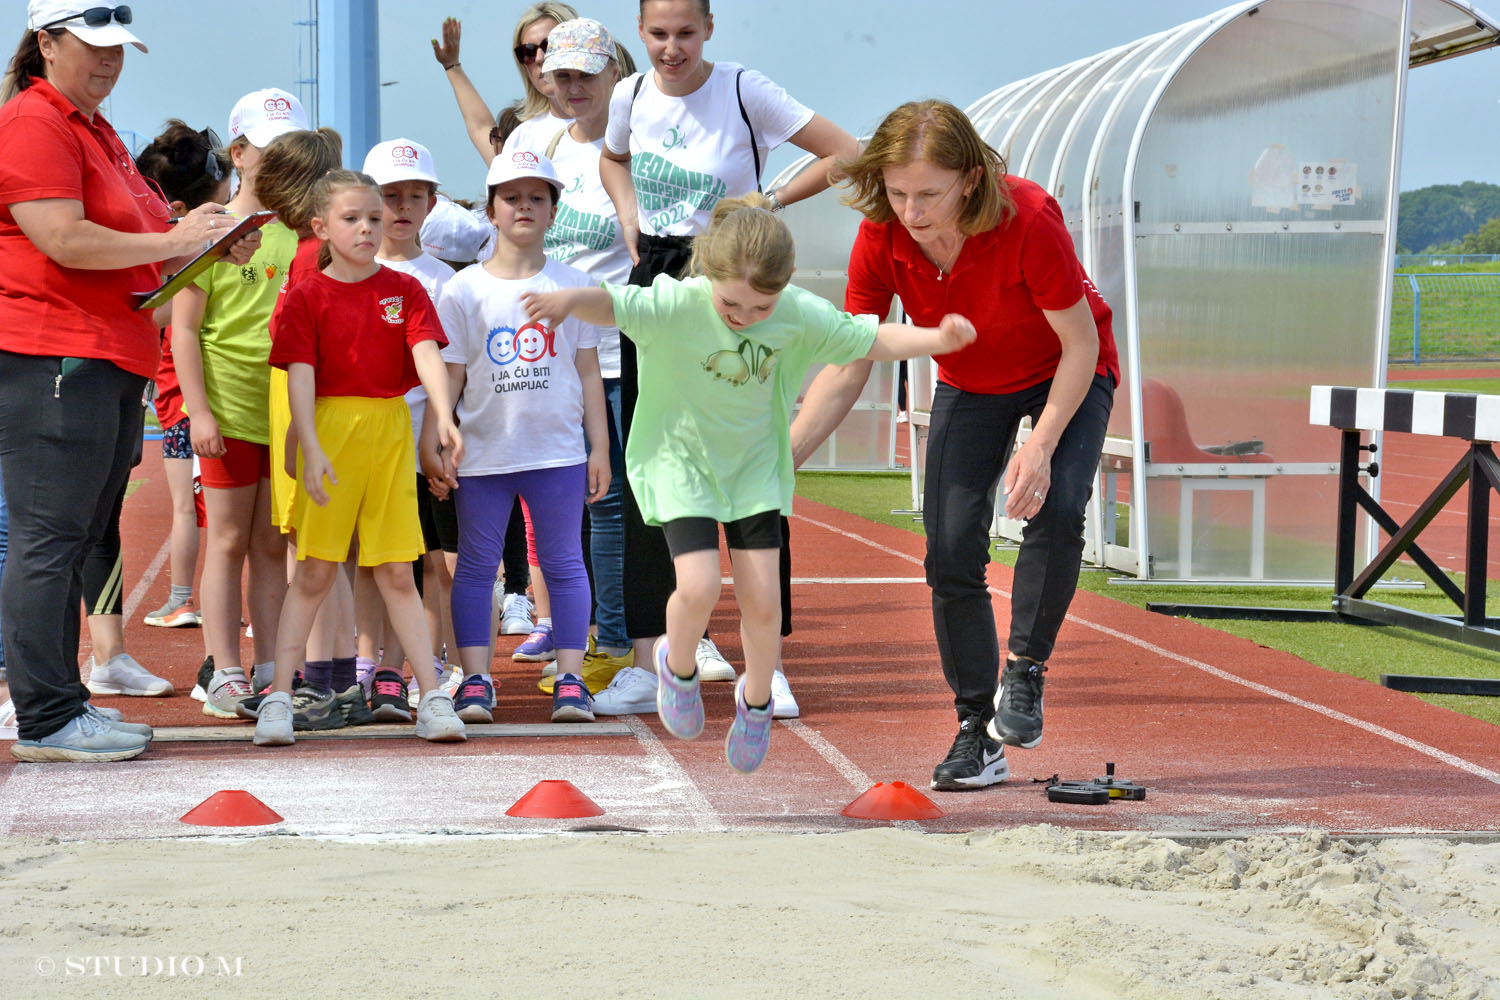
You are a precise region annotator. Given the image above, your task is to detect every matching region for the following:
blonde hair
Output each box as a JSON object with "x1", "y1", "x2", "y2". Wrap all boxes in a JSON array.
[
  {"x1": 690, "y1": 193, "x2": 794, "y2": 294},
  {"x1": 253, "y1": 127, "x2": 344, "y2": 235},
  {"x1": 514, "y1": 2, "x2": 579, "y2": 120},
  {"x1": 839, "y1": 99, "x2": 1013, "y2": 235}
]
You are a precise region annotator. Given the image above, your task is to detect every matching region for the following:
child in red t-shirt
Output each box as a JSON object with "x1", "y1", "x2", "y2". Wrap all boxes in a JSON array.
[{"x1": 256, "y1": 170, "x2": 467, "y2": 746}]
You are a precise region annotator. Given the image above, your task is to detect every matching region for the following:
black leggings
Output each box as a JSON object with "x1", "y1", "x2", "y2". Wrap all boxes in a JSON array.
[
  {"x1": 620, "y1": 234, "x2": 792, "y2": 639},
  {"x1": 81, "y1": 481, "x2": 127, "y2": 617}
]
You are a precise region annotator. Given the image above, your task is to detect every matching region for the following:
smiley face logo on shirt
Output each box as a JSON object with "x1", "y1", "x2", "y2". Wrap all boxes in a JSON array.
[
  {"x1": 515, "y1": 322, "x2": 555, "y2": 363},
  {"x1": 487, "y1": 325, "x2": 519, "y2": 365}
]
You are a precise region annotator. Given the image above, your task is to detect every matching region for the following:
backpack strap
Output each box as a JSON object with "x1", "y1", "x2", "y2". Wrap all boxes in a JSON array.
[
  {"x1": 735, "y1": 69, "x2": 762, "y2": 192},
  {"x1": 545, "y1": 126, "x2": 568, "y2": 160}
]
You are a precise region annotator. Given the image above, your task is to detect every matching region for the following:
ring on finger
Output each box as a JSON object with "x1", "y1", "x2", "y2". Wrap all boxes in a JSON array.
[{"x1": 1032, "y1": 490, "x2": 1045, "y2": 500}]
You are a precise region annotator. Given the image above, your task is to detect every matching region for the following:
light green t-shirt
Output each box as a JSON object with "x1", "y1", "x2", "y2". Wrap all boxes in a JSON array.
[
  {"x1": 607, "y1": 274, "x2": 877, "y2": 525},
  {"x1": 189, "y1": 220, "x2": 298, "y2": 444}
]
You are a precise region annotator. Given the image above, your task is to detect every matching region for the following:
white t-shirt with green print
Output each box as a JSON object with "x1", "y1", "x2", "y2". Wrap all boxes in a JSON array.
[{"x1": 604, "y1": 63, "x2": 814, "y2": 238}]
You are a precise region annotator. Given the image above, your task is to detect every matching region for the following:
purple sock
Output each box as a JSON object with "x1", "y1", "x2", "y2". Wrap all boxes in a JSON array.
[
  {"x1": 331, "y1": 656, "x2": 357, "y2": 692},
  {"x1": 304, "y1": 659, "x2": 333, "y2": 693}
]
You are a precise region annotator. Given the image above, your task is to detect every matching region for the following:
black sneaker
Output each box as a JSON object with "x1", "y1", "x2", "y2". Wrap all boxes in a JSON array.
[
  {"x1": 189, "y1": 655, "x2": 215, "y2": 703},
  {"x1": 368, "y1": 669, "x2": 412, "y2": 723},
  {"x1": 290, "y1": 687, "x2": 345, "y2": 731},
  {"x1": 988, "y1": 657, "x2": 1046, "y2": 749},
  {"x1": 931, "y1": 716, "x2": 1009, "y2": 791},
  {"x1": 335, "y1": 683, "x2": 375, "y2": 726},
  {"x1": 236, "y1": 673, "x2": 307, "y2": 721}
]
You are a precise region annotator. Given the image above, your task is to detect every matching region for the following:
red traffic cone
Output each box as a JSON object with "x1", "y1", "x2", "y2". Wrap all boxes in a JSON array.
[
  {"x1": 180, "y1": 790, "x2": 284, "y2": 827},
  {"x1": 506, "y1": 780, "x2": 605, "y2": 818},
  {"x1": 841, "y1": 781, "x2": 944, "y2": 821}
]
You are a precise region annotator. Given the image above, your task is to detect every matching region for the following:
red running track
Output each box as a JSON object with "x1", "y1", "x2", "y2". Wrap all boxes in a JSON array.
[{"x1": 1, "y1": 446, "x2": 1498, "y2": 839}]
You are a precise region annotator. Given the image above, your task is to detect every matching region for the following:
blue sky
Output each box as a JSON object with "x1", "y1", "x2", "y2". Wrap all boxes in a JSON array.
[{"x1": 91, "y1": 0, "x2": 1500, "y2": 200}]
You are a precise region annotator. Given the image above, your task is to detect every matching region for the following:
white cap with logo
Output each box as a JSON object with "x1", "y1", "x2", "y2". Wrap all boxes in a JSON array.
[
  {"x1": 27, "y1": 1, "x2": 146, "y2": 52},
  {"x1": 228, "y1": 88, "x2": 309, "y2": 148},
  {"x1": 484, "y1": 149, "x2": 565, "y2": 194},
  {"x1": 363, "y1": 138, "x2": 439, "y2": 188}
]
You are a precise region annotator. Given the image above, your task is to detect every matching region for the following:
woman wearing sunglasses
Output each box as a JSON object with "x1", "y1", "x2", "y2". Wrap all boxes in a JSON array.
[
  {"x1": 0, "y1": 1, "x2": 259, "y2": 762},
  {"x1": 433, "y1": 3, "x2": 582, "y2": 166}
]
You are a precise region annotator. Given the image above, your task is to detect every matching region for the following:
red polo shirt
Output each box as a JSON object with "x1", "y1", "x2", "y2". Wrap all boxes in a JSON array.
[
  {"x1": 0, "y1": 77, "x2": 171, "y2": 378},
  {"x1": 845, "y1": 175, "x2": 1117, "y2": 396},
  {"x1": 269, "y1": 266, "x2": 446, "y2": 398}
]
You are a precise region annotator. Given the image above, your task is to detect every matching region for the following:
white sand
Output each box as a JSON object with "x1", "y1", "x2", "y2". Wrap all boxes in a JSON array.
[{"x1": 2, "y1": 827, "x2": 1497, "y2": 999}]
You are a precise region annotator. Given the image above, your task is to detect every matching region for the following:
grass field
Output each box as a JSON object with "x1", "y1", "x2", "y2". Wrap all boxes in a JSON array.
[
  {"x1": 1388, "y1": 272, "x2": 1500, "y2": 364},
  {"x1": 796, "y1": 470, "x2": 1500, "y2": 728}
]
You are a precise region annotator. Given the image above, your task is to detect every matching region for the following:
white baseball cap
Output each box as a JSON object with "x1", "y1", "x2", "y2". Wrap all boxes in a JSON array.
[
  {"x1": 420, "y1": 197, "x2": 494, "y2": 264},
  {"x1": 484, "y1": 149, "x2": 564, "y2": 194},
  {"x1": 363, "y1": 138, "x2": 439, "y2": 188},
  {"x1": 227, "y1": 88, "x2": 309, "y2": 148},
  {"x1": 28, "y1": 1, "x2": 146, "y2": 52}
]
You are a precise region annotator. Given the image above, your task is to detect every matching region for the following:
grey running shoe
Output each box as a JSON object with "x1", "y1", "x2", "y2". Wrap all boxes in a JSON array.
[
  {"x1": 202, "y1": 667, "x2": 254, "y2": 719},
  {"x1": 11, "y1": 710, "x2": 149, "y2": 763},
  {"x1": 253, "y1": 692, "x2": 294, "y2": 746},
  {"x1": 335, "y1": 684, "x2": 375, "y2": 726},
  {"x1": 84, "y1": 704, "x2": 153, "y2": 741},
  {"x1": 415, "y1": 692, "x2": 467, "y2": 742},
  {"x1": 85, "y1": 653, "x2": 173, "y2": 697}
]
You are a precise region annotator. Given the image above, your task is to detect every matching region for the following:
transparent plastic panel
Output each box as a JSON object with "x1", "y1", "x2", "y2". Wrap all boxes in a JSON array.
[
  {"x1": 1134, "y1": 0, "x2": 1404, "y2": 227},
  {"x1": 794, "y1": 361, "x2": 898, "y2": 471},
  {"x1": 1090, "y1": 22, "x2": 1211, "y2": 323},
  {"x1": 967, "y1": 81, "x2": 1030, "y2": 136},
  {"x1": 1022, "y1": 48, "x2": 1132, "y2": 191},
  {"x1": 1052, "y1": 38, "x2": 1164, "y2": 251},
  {"x1": 1134, "y1": 231, "x2": 1387, "y2": 579},
  {"x1": 1409, "y1": 0, "x2": 1500, "y2": 63},
  {"x1": 990, "y1": 63, "x2": 1093, "y2": 179},
  {"x1": 975, "y1": 75, "x2": 1059, "y2": 165}
]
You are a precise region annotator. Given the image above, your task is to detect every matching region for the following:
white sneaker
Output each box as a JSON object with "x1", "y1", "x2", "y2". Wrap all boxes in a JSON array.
[
  {"x1": 415, "y1": 692, "x2": 467, "y2": 742},
  {"x1": 0, "y1": 699, "x2": 16, "y2": 739},
  {"x1": 85, "y1": 653, "x2": 174, "y2": 697},
  {"x1": 770, "y1": 669, "x2": 799, "y2": 719},
  {"x1": 591, "y1": 666, "x2": 658, "y2": 715},
  {"x1": 253, "y1": 691, "x2": 294, "y2": 746},
  {"x1": 695, "y1": 638, "x2": 736, "y2": 682},
  {"x1": 500, "y1": 592, "x2": 535, "y2": 635}
]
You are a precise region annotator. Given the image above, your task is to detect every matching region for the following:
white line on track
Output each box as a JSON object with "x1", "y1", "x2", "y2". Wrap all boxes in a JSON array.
[
  {"x1": 122, "y1": 536, "x2": 171, "y2": 621},
  {"x1": 793, "y1": 511, "x2": 1500, "y2": 787},
  {"x1": 721, "y1": 577, "x2": 927, "y2": 585},
  {"x1": 621, "y1": 714, "x2": 726, "y2": 832},
  {"x1": 781, "y1": 719, "x2": 922, "y2": 831}
]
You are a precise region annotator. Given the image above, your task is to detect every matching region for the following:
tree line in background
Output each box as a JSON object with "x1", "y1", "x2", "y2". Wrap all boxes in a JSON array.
[{"x1": 1396, "y1": 181, "x2": 1500, "y2": 254}]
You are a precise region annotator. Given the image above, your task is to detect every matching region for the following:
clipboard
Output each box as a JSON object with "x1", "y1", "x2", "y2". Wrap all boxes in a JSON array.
[{"x1": 133, "y1": 210, "x2": 277, "y2": 311}]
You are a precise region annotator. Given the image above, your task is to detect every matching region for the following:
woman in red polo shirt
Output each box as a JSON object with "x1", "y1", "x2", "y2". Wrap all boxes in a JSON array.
[
  {"x1": 0, "y1": 2, "x2": 258, "y2": 762},
  {"x1": 793, "y1": 100, "x2": 1118, "y2": 792}
]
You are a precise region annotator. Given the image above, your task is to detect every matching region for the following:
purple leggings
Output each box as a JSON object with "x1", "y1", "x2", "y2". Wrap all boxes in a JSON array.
[{"x1": 452, "y1": 464, "x2": 590, "y2": 651}]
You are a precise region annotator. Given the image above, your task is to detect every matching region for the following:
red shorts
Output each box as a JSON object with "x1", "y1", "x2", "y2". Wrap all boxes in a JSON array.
[{"x1": 199, "y1": 437, "x2": 271, "y2": 490}]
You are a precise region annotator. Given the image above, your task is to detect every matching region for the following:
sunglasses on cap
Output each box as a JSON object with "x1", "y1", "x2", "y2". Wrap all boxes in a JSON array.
[
  {"x1": 513, "y1": 39, "x2": 548, "y2": 65},
  {"x1": 41, "y1": 5, "x2": 133, "y2": 30}
]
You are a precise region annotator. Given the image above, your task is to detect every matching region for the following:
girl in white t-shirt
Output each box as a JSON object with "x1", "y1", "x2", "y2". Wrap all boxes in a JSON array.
[
  {"x1": 426, "y1": 152, "x2": 610, "y2": 725},
  {"x1": 522, "y1": 195, "x2": 975, "y2": 771},
  {"x1": 596, "y1": 0, "x2": 862, "y2": 715}
]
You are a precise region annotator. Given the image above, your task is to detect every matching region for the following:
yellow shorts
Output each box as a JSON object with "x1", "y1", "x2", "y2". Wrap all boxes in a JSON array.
[
  {"x1": 267, "y1": 366, "x2": 297, "y2": 531},
  {"x1": 293, "y1": 395, "x2": 422, "y2": 566}
]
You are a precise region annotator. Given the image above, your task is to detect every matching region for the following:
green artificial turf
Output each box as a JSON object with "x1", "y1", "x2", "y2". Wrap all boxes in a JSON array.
[{"x1": 796, "y1": 470, "x2": 1500, "y2": 728}]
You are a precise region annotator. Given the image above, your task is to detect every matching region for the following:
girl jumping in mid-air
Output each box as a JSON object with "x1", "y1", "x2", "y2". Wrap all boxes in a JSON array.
[{"x1": 523, "y1": 194, "x2": 974, "y2": 771}]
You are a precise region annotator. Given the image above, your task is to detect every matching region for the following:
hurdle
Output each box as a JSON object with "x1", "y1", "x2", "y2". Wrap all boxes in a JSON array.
[{"x1": 1153, "y1": 386, "x2": 1500, "y2": 695}]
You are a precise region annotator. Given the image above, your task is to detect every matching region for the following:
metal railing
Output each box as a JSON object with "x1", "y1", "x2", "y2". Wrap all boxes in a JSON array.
[
  {"x1": 1389, "y1": 272, "x2": 1500, "y2": 364},
  {"x1": 1395, "y1": 253, "x2": 1500, "y2": 268}
]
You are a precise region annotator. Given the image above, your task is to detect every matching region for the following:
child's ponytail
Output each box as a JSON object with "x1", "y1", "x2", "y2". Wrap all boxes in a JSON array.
[{"x1": 689, "y1": 193, "x2": 795, "y2": 295}]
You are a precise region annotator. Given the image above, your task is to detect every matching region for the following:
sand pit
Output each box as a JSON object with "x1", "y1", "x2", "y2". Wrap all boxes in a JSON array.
[{"x1": 2, "y1": 826, "x2": 1497, "y2": 999}]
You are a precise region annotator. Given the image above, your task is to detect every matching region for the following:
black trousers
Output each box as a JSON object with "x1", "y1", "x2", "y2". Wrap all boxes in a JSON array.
[
  {"x1": 0, "y1": 352, "x2": 147, "y2": 740},
  {"x1": 619, "y1": 234, "x2": 792, "y2": 639},
  {"x1": 924, "y1": 374, "x2": 1114, "y2": 721}
]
